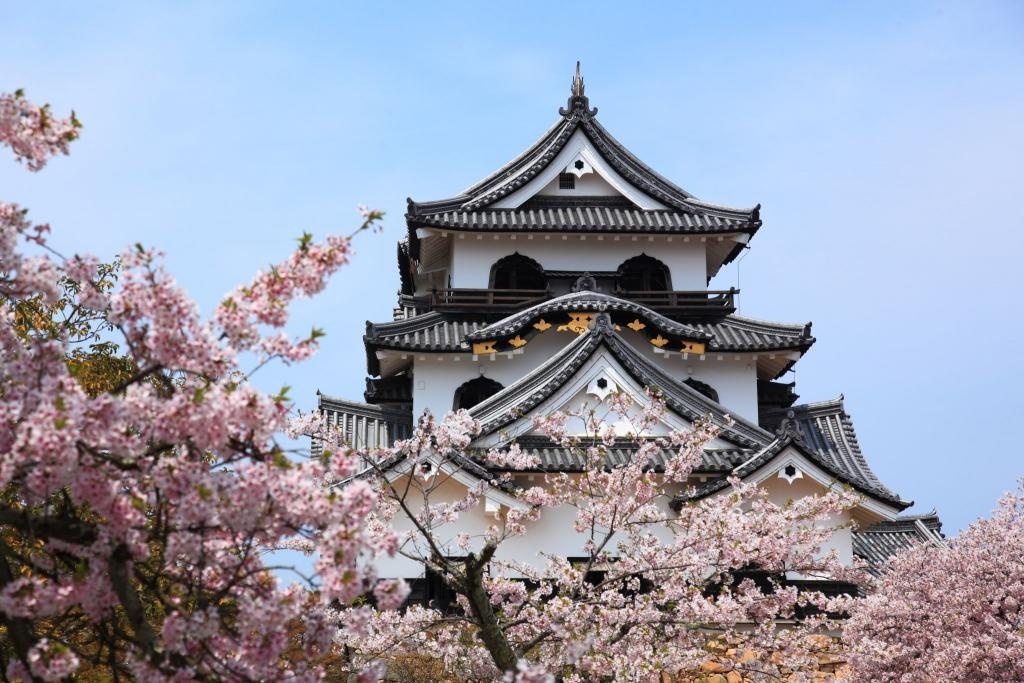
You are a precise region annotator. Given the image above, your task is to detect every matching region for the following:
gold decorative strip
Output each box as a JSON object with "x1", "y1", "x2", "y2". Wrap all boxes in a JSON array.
[
  {"x1": 472, "y1": 341, "x2": 497, "y2": 355},
  {"x1": 681, "y1": 340, "x2": 706, "y2": 354}
]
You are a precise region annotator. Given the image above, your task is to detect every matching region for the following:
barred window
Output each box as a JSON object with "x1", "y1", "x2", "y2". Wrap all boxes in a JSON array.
[{"x1": 558, "y1": 172, "x2": 576, "y2": 190}]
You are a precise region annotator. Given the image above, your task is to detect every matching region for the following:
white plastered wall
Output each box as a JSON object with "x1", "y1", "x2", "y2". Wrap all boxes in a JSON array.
[
  {"x1": 374, "y1": 458, "x2": 855, "y2": 580},
  {"x1": 757, "y1": 469, "x2": 854, "y2": 566},
  {"x1": 448, "y1": 236, "x2": 708, "y2": 292},
  {"x1": 375, "y1": 472, "x2": 682, "y2": 579}
]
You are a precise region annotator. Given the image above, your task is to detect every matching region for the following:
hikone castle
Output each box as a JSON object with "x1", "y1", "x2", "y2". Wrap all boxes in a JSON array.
[{"x1": 316, "y1": 65, "x2": 943, "y2": 599}]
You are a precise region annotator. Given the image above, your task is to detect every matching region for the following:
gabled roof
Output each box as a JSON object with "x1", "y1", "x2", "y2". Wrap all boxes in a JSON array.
[
  {"x1": 363, "y1": 301, "x2": 814, "y2": 376},
  {"x1": 853, "y1": 512, "x2": 945, "y2": 575},
  {"x1": 761, "y1": 398, "x2": 885, "y2": 490},
  {"x1": 363, "y1": 313, "x2": 483, "y2": 375},
  {"x1": 465, "y1": 290, "x2": 712, "y2": 342},
  {"x1": 472, "y1": 435, "x2": 754, "y2": 473},
  {"x1": 466, "y1": 313, "x2": 774, "y2": 450},
  {"x1": 675, "y1": 405, "x2": 911, "y2": 510},
  {"x1": 410, "y1": 202, "x2": 757, "y2": 236},
  {"x1": 406, "y1": 66, "x2": 760, "y2": 249}
]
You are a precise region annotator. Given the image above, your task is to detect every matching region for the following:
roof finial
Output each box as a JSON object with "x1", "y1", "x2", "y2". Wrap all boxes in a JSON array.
[
  {"x1": 572, "y1": 60, "x2": 585, "y2": 97},
  {"x1": 559, "y1": 60, "x2": 598, "y2": 119}
]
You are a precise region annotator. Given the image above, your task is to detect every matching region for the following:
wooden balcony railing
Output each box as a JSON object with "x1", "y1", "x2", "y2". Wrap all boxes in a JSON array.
[
  {"x1": 616, "y1": 288, "x2": 737, "y2": 316},
  {"x1": 417, "y1": 288, "x2": 736, "y2": 317},
  {"x1": 428, "y1": 288, "x2": 551, "y2": 311}
]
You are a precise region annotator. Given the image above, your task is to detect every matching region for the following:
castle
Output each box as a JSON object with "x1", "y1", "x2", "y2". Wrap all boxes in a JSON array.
[{"x1": 317, "y1": 65, "x2": 942, "y2": 593}]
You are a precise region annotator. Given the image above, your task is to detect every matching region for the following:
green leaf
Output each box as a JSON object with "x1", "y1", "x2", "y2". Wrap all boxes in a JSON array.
[{"x1": 272, "y1": 450, "x2": 292, "y2": 470}]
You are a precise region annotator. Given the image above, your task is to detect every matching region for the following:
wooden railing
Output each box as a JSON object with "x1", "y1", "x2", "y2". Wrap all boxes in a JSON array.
[
  {"x1": 428, "y1": 288, "x2": 551, "y2": 311},
  {"x1": 417, "y1": 288, "x2": 736, "y2": 316},
  {"x1": 616, "y1": 288, "x2": 736, "y2": 315}
]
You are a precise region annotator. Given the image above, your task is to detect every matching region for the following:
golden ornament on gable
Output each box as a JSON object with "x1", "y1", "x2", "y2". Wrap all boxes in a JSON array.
[
  {"x1": 557, "y1": 312, "x2": 594, "y2": 334},
  {"x1": 532, "y1": 319, "x2": 552, "y2": 332}
]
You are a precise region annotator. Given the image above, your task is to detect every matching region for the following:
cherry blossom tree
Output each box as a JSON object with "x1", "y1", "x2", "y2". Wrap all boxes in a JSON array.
[
  {"x1": 1, "y1": 88, "x2": 870, "y2": 682},
  {"x1": 0, "y1": 90, "x2": 393, "y2": 681},
  {"x1": 844, "y1": 488, "x2": 1024, "y2": 682},
  {"x1": 332, "y1": 394, "x2": 863, "y2": 682}
]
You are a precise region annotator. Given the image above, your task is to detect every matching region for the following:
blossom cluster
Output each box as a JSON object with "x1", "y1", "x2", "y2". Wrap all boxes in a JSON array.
[
  {"x1": 845, "y1": 489, "x2": 1024, "y2": 681},
  {"x1": 339, "y1": 397, "x2": 861, "y2": 681},
  {"x1": 0, "y1": 90, "x2": 390, "y2": 681}
]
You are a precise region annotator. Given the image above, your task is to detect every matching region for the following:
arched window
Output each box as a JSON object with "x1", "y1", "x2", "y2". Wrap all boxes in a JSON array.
[
  {"x1": 490, "y1": 253, "x2": 547, "y2": 290},
  {"x1": 453, "y1": 377, "x2": 504, "y2": 411},
  {"x1": 616, "y1": 254, "x2": 671, "y2": 292},
  {"x1": 684, "y1": 377, "x2": 719, "y2": 403}
]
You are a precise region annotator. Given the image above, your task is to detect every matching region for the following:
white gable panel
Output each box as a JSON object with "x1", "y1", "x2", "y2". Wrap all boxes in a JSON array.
[
  {"x1": 727, "y1": 444, "x2": 902, "y2": 523},
  {"x1": 492, "y1": 130, "x2": 669, "y2": 210},
  {"x1": 536, "y1": 170, "x2": 620, "y2": 197}
]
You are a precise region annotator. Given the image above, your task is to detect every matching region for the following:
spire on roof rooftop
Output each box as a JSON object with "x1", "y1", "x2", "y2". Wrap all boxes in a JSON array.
[
  {"x1": 560, "y1": 60, "x2": 598, "y2": 119},
  {"x1": 572, "y1": 60, "x2": 585, "y2": 97}
]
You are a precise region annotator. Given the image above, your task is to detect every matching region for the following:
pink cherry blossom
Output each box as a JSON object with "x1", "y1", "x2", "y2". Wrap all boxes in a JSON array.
[
  {"x1": 845, "y1": 488, "x2": 1024, "y2": 681},
  {"x1": 0, "y1": 90, "x2": 383, "y2": 680}
]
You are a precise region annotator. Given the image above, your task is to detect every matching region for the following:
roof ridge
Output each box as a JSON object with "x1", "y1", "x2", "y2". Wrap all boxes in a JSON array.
[
  {"x1": 722, "y1": 313, "x2": 811, "y2": 333},
  {"x1": 768, "y1": 396, "x2": 846, "y2": 415}
]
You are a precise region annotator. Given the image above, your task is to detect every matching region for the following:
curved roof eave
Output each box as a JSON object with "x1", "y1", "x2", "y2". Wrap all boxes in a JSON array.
[
  {"x1": 406, "y1": 94, "x2": 759, "y2": 222},
  {"x1": 465, "y1": 291, "x2": 711, "y2": 342}
]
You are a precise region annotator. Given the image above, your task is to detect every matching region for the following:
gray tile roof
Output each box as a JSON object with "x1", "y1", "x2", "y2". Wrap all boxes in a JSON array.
[
  {"x1": 316, "y1": 393, "x2": 413, "y2": 451},
  {"x1": 409, "y1": 205, "x2": 754, "y2": 236},
  {"x1": 405, "y1": 84, "x2": 760, "y2": 275},
  {"x1": 761, "y1": 398, "x2": 896, "y2": 501},
  {"x1": 465, "y1": 291, "x2": 712, "y2": 342},
  {"x1": 675, "y1": 399, "x2": 911, "y2": 510},
  {"x1": 466, "y1": 313, "x2": 774, "y2": 450},
  {"x1": 473, "y1": 437, "x2": 753, "y2": 473},
  {"x1": 853, "y1": 512, "x2": 945, "y2": 575},
  {"x1": 406, "y1": 92, "x2": 759, "y2": 222},
  {"x1": 692, "y1": 316, "x2": 814, "y2": 353},
  {"x1": 365, "y1": 305, "x2": 813, "y2": 360}
]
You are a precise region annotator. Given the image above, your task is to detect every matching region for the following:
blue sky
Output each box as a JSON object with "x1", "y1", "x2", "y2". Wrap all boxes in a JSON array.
[{"x1": 3, "y1": 2, "x2": 1022, "y2": 534}]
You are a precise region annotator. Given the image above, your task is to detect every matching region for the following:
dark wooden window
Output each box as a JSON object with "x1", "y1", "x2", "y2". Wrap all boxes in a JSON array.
[
  {"x1": 684, "y1": 377, "x2": 719, "y2": 403},
  {"x1": 453, "y1": 377, "x2": 504, "y2": 411},
  {"x1": 405, "y1": 567, "x2": 458, "y2": 613},
  {"x1": 558, "y1": 172, "x2": 576, "y2": 190},
  {"x1": 489, "y1": 253, "x2": 547, "y2": 291},
  {"x1": 616, "y1": 254, "x2": 671, "y2": 291}
]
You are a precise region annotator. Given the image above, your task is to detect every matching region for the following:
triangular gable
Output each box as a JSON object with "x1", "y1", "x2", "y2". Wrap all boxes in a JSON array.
[
  {"x1": 491, "y1": 128, "x2": 668, "y2": 210},
  {"x1": 471, "y1": 345, "x2": 703, "y2": 447},
  {"x1": 406, "y1": 67, "x2": 758, "y2": 221},
  {"x1": 676, "y1": 434, "x2": 912, "y2": 518},
  {"x1": 467, "y1": 313, "x2": 773, "y2": 451}
]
